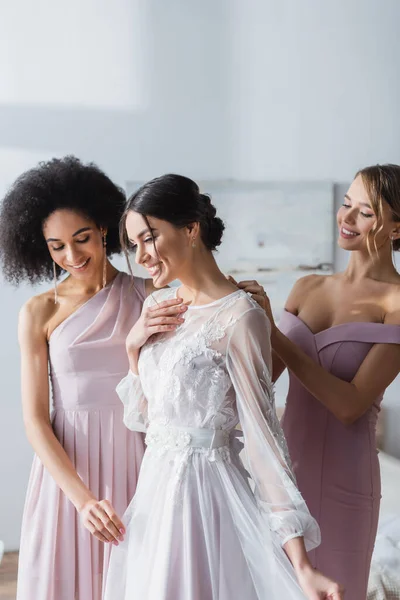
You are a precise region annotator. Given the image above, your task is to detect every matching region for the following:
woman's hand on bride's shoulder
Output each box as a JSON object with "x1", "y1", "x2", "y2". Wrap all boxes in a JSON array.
[
  {"x1": 126, "y1": 297, "x2": 188, "y2": 352},
  {"x1": 296, "y1": 565, "x2": 344, "y2": 600},
  {"x1": 227, "y1": 275, "x2": 277, "y2": 330}
]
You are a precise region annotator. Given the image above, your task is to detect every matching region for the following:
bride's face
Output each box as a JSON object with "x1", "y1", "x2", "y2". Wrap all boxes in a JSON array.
[{"x1": 125, "y1": 210, "x2": 194, "y2": 287}]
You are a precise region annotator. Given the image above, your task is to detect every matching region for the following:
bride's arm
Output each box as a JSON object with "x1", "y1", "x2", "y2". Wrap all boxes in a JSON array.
[
  {"x1": 225, "y1": 307, "x2": 320, "y2": 550},
  {"x1": 225, "y1": 307, "x2": 343, "y2": 599}
]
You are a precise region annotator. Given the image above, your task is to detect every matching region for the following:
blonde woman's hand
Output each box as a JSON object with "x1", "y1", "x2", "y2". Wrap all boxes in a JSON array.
[
  {"x1": 79, "y1": 498, "x2": 125, "y2": 545},
  {"x1": 228, "y1": 276, "x2": 276, "y2": 330}
]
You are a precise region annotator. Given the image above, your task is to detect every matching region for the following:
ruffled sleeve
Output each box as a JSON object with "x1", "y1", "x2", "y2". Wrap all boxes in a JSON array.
[
  {"x1": 226, "y1": 306, "x2": 321, "y2": 550},
  {"x1": 116, "y1": 370, "x2": 148, "y2": 433}
]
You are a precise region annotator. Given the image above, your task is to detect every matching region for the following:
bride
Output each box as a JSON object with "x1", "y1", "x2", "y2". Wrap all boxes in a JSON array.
[{"x1": 103, "y1": 174, "x2": 343, "y2": 600}]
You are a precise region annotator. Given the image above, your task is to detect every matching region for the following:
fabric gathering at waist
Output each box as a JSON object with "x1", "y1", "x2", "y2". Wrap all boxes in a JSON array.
[{"x1": 145, "y1": 423, "x2": 243, "y2": 452}]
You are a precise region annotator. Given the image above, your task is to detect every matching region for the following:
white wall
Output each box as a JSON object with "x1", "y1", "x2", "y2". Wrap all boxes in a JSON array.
[
  {"x1": 230, "y1": 0, "x2": 400, "y2": 181},
  {"x1": 1, "y1": 0, "x2": 400, "y2": 550}
]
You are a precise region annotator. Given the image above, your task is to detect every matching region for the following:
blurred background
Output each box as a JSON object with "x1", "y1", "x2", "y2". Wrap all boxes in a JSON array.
[{"x1": 1, "y1": 0, "x2": 400, "y2": 581}]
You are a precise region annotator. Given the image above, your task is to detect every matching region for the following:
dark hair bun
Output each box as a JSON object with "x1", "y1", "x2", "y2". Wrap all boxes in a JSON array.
[
  {"x1": 126, "y1": 174, "x2": 225, "y2": 252},
  {"x1": 199, "y1": 193, "x2": 225, "y2": 250}
]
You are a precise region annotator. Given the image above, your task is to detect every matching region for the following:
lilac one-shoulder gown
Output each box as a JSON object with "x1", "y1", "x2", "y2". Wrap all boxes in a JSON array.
[
  {"x1": 279, "y1": 310, "x2": 400, "y2": 600},
  {"x1": 17, "y1": 272, "x2": 146, "y2": 600}
]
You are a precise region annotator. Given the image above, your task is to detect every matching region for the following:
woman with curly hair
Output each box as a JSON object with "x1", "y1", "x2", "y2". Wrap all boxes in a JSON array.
[{"x1": 0, "y1": 156, "x2": 186, "y2": 600}]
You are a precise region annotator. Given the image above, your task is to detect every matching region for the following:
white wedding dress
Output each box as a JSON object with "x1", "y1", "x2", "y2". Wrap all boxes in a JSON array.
[{"x1": 104, "y1": 288, "x2": 320, "y2": 600}]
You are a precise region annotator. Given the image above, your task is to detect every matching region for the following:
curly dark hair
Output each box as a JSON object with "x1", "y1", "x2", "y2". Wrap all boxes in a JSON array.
[{"x1": 0, "y1": 156, "x2": 126, "y2": 284}]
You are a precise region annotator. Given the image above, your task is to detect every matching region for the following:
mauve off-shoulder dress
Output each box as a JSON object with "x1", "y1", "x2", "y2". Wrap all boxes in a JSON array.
[{"x1": 280, "y1": 310, "x2": 400, "y2": 600}]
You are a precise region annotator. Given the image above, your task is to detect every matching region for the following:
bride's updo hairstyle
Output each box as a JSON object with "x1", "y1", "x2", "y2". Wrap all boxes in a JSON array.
[{"x1": 120, "y1": 174, "x2": 225, "y2": 252}]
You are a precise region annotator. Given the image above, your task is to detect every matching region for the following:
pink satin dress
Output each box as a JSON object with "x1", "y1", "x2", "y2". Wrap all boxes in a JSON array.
[
  {"x1": 17, "y1": 272, "x2": 147, "y2": 600},
  {"x1": 280, "y1": 310, "x2": 400, "y2": 600}
]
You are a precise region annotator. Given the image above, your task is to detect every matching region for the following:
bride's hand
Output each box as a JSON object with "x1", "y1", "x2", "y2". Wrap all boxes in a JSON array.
[
  {"x1": 296, "y1": 566, "x2": 344, "y2": 600},
  {"x1": 126, "y1": 297, "x2": 187, "y2": 353}
]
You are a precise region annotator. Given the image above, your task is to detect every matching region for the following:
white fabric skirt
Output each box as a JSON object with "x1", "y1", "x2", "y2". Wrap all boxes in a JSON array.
[{"x1": 104, "y1": 426, "x2": 307, "y2": 600}]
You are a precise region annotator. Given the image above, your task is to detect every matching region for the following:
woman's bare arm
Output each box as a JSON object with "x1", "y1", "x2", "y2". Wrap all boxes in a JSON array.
[{"x1": 19, "y1": 297, "x2": 125, "y2": 543}]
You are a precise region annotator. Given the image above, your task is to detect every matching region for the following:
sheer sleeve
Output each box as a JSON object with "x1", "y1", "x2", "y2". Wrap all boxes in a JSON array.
[
  {"x1": 226, "y1": 306, "x2": 320, "y2": 550},
  {"x1": 116, "y1": 370, "x2": 148, "y2": 432}
]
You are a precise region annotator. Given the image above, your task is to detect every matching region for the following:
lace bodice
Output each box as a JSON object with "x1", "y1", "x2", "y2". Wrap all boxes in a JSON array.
[
  {"x1": 118, "y1": 287, "x2": 320, "y2": 549},
  {"x1": 140, "y1": 289, "x2": 258, "y2": 430}
]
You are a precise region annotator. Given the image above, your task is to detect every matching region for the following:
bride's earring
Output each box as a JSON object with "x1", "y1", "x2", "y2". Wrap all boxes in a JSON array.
[
  {"x1": 102, "y1": 230, "x2": 107, "y2": 288},
  {"x1": 192, "y1": 237, "x2": 197, "y2": 249},
  {"x1": 53, "y1": 261, "x2": 58, "y2": 305}
]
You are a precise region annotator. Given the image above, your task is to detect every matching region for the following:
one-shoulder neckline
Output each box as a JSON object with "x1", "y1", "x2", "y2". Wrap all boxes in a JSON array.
[
  {"x1": 282, "y1": 309, "x2": 400, "y2": 337},
  {"x1": 48, "y1": 272, "x2": 123, "y2": 344}
]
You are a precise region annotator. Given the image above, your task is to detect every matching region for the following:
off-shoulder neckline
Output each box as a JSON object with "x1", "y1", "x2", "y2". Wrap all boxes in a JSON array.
[{"x1": 282, "y1": 309, "x2": 400, "y2": 337}]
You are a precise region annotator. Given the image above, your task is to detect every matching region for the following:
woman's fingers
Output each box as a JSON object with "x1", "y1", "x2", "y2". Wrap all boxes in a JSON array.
[
  {"x1": 235, "y1": 279, "x2": 257, "y2": 287},
  {"x1": 245, "y1": 285, "x2": 265, "y2": 295},
  {"x1": 147, "y1": 316, "x2": 185, "y2": 327},
  {"x1": 86, "y1": 523, "x2": 109, "y2": 543},
  {"x1": 236, "y1": 279, "x2": 266, "y2": 295},
  {"x1": 95, "y1": 509, "x2": 123, "y2": 543},
  {"x1": 148, "y1": 298, "x2": 183, "y2": 312},
  {"x1": 88, "y1": 513, "x2": 115, "y2": 543},
  {"x1": 102, "y1": 500, "x2": 125, "y2": 538},
  {"x1": 145, "y1": 302, "x2": 187, "y2": 332},
  {"x1": 81, "y1": 499, "x2": 125, "y2": 544},
  {"x1": 148, "y1": 324, "x2": 180, "y2": 335},
  {"x1": 150, "y1": 306, "x2": 187, "y2": 318},
  {"x1": 148, "y1": 305, "x2": 187, "y2": 321},
  {"x1": 226, "y1": 275, "x2": 238, "y2": 285},
  {"x1": 250, "y1": 295, "x2": 268, "y2": 311}
]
